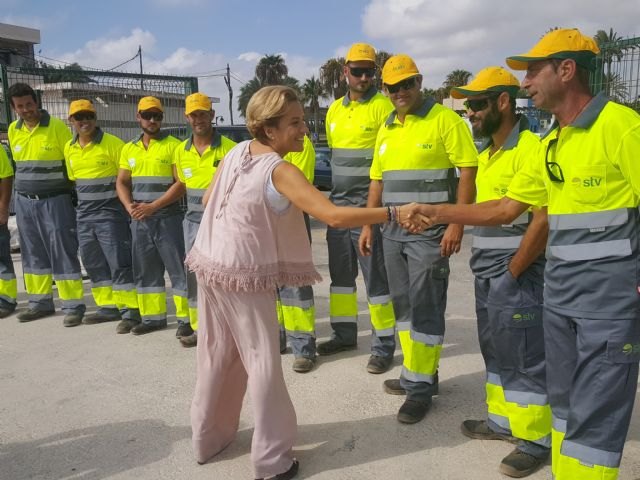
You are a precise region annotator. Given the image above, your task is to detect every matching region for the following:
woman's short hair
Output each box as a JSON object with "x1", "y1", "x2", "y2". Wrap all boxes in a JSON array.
[{"x1": 246, "y1": 86, "x2": 299, "y2": 142}]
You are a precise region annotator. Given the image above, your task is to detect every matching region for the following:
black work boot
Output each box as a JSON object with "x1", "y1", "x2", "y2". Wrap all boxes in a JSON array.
[
  {"x1": 499, "y1": 449, "x2": 546, "y2": 478},
  {"x1": 130, "y1": 323, "x2": 167, "y2": 335},
  {"x1": 366, "y1": 355, "x2": 393, "y2": 374},
  {"x1": 461, "y1": 419, "x2": 517, "y2": 443},
  {"x1": 397, "y1": 398, "x2": 431, "y2": 424},
  {"x1": 17, "y1": 308, "x2": 55, "y2": 323},
  {"x1": 316, "y1": 339, "x2": 356, "y2": 356}
]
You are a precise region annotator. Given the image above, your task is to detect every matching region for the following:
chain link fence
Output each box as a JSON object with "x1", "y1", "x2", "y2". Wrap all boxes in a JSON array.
[
  {"x1": 0, "y1": 65, "x2": 198, "y2": 139},
  {"x1": 592, "y1": 36, "x2": 640, "y2": 112}
]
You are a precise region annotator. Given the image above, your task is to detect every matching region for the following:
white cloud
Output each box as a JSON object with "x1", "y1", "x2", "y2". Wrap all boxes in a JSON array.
[
  {"x1": 238, "y1": 52, "x2": 262, "y2": 63},
  {"x1": 362, "y1": 0, "x2": 640, "y2": 88}
]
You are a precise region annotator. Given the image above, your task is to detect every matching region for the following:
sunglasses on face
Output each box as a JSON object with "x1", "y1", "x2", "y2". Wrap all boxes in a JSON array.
[
  {"x1": 463, "y1": 94, "x2": 499, "y2": 112},
  {"x1": 139, "y1": 111, "x2": 164, "y2": 121},
  {"x1": 385, "y1": 77, "x2": 417, "y2": 94},
  {"x1": 349, "y1": 67, "x2": 376, "y2": 78},
  {"x1": 545, "y1": 138, "x2": 564, "y2": 183},
  {"x1": 72, "y1": 112, "x2": 96, "y2": 121}
]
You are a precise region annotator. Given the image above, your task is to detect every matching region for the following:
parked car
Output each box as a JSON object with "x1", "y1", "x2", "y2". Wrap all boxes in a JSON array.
[{"x1": 314, "y1": 147, "x2": 332, "y2": 190}]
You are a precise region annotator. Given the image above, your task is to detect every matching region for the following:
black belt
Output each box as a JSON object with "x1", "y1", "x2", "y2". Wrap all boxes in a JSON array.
[{"x1": 18, "y1": 191, "x2": 69, "y2": 200}]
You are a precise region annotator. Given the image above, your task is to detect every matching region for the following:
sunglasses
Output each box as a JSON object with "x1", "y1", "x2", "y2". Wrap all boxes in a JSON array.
[
  {"x1": 385, "y1": 77, "x2": 417, "y2": 94},
  {"x1": 349, "y1": 67, "x2": 376, "y2": 78},
  {"x1": 545, "y1": 138, "x2": 564, "y2": 183},
  {"x1": 72, "y1": 112, "x2": 96, "y2": 121},
  {"x1": 463, "y1": 94, "x2": 499, "y2": 112},
  {"x1": 139, "y1": 111, "x2": 164, "y2": 121}
]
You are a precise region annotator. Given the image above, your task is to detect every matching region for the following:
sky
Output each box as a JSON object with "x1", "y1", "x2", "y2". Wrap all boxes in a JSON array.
[{"x1": 2, "y1": 0, "x2": 639, "y2": 123}]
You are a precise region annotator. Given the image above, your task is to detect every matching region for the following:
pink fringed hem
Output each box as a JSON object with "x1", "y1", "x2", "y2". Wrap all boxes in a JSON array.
[{"x1": 185, "y1": 247, "x2": 322, "y2": 292}]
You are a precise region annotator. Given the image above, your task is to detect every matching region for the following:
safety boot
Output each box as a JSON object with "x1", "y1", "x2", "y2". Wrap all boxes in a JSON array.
[
  {"x1": 130, "y1": 322, "x2": 167, "y2": 335},
  {"x1": 366, "y1": 355, "x2": 393, "y2": 374},
  {"x1": 0, "y1": 307, "x2": 15, "y2": 318},
  {"x1": 17, "y1": 308, "x2": 55, "y2": 323},
  {"x1": 179, "y1": 332, "x2": 197, "y2": 348},
  {"x1": 397, "y1": 398, "x2": 431, "y2": 424},
  {"x1": 116, "y1": 319, "x2": 139, "y2": 334},
  {"x1": 63, "y1": 313, "x2": 83, "y2": 327},
  {"x1": 316, "y1": 339, "x2": 356, "y2": 356},
  {"x1": 292, "y1": 357, "x2": 315, "y2": 373},
  {"x1": 255, "y1": 459, "x2": 299, "y2": 480},
  {"x1": 461, "y1": 419, "x2": 517, "y2": 443},
  {"x1": 175, "y1": 323, "x2": 194, "y2": 338},
  {"x1": 499, "y1": 449, "x2": 546, "y2": 478},
  {"x1": 82, "y1": 312, "x2": 120, "y2": 325}
]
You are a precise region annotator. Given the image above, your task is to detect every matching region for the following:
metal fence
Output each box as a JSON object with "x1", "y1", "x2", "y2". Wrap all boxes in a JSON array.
[
  {"x1": 0, "y1": 65, "x2": 198, "y2": 139},
  {"x1": 592, "y1": 36, "x2": 640, "y2": 112}
]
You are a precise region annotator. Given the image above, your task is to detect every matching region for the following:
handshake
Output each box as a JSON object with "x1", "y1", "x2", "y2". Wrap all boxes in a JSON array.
[{"x1": 396, "y1": 202, "x2": 437, "y2": 233}]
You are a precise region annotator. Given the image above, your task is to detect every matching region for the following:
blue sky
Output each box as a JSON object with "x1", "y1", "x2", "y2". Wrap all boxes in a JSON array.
[{"x1": 2, "y1": 0, "x2": 639, "y2": 120}]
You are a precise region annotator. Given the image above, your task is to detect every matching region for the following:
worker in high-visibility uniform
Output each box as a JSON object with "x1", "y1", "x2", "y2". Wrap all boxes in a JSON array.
[
  {"x1": 63, "y1": 99, "x2": 140, "y2": 331},
  {"x1": 7, "y1": 83, "x2": 85, "y2": 327},
  {"x1": 450, "y1": 68, "x2": 550, "y2": 478},
  {"x1": 278, "y1": 134, "x2": 317, "y2": 372},
  {"x1": 363, "y1": 55, "x2": 478, "y2": 424},
  {"x1": 409, "y1": 28, "x2": 640, "y2": 480},
  {"x1": 175, "y1": 92, "x2": 236, "y2": 348},
  {"x1": 319, "y1": 43, "x2": 397, "y2": 375},
  {"x1": 116, "y1": 96, "x2": 187, "y2": 335},
  {"x1": 0, "y1": 144, "x2": 17, "y2": 318}
]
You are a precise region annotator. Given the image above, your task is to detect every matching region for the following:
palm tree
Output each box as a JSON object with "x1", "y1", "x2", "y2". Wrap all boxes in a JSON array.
[
  {"x1": 320, "y1": 57, "x2": 347, "y2": 100},
  {"x1": 422, "y1": 87, "x2": 447, "y2": 104},
  {"x1": 237, "y1": 78, "x2": 262, "y2": 119},
  {"x1": 594, "y1": 28, "x2": 624, "y2": 97},
  {"x1": 255, "y1": 54, "x2": 288, "y2": 86},
  {"x1": 301, "y1": 76, "x2": 327, "y2": 139},
  {"x1": 442, "y1": 69, "x2": 472, "y2": 97}
]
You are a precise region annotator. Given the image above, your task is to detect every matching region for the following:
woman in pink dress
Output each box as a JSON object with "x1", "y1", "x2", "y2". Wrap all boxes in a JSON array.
[{"x1": 186, "y1": 85, "x2": 417, "y2": 480}]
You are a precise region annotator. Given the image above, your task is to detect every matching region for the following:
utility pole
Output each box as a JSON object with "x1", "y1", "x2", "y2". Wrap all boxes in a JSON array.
[
  {"x1": 138, "y1": 45, "x2": 144, "y2": 91},
  {"x1": 224, "y1": 63, "x2": 234, "y2": 125}
]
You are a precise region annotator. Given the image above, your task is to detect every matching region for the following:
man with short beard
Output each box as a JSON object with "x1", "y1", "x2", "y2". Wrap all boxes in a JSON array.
[
  {"x1": 175, "y1": 92, "x2": 236, "y2": 347},
  {"x1": 450, "y1": 67, "x2": 550, "y2": 478},
  {"x1": 116, "y1": 96, "x2": 187, "y2": 335}
]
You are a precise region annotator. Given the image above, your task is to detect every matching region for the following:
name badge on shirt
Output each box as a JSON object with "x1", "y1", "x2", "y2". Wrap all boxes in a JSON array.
[
  {"x1": 183, "y1": 167, "x2": 193, "y2": 179},
  {"x1": 128, "y1": 158, "x2": 136, "y2": 168}
]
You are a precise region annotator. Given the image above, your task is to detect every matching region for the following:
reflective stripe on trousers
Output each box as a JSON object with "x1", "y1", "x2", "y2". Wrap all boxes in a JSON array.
[
  {"x1": 326, "y1": 224, "x2": 395, "y2": 358},
  {"x1": 545, "y1": 310, "x2": 640, "y2": 480},
  {"x1": 476, "y1": 270, "x2": 551, "y2": 451},
  {"x1": 15, "y1": 194, "x2": 85, "y2": 314},
  {"x1": 131, "y1": 215, "x2": 187, "y2": 325},
  {"x1": 184, "y1": 218, "x2": 200, "y2": 330},
  {"x1": 383, "y1": 237, "x2": 447, "y2": 401},
  {"x1": 78, "y1": 219, "x2": 139, "y2": 320}
]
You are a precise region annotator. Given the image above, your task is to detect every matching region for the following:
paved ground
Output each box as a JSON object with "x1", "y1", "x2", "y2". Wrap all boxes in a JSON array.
[{"x1": 2, "y1": 220, "x2": 640, "y2": 480}]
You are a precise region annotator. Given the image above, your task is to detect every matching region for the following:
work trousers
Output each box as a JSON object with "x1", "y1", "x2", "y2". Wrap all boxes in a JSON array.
[
  {"x1": 0, "y1": 223, "x2": 17, "y2": 311},
  {"x1": 15, "y1": 194, "x2": 84, "y2": 314},
  {"x1": 184, "y1": 218, "x2": 200, "y2": 331},
  {"x1": 78, "y1": 219, "x2": 139, "y2": 321},
  {"x1": 475, "y1": 269, "x2": 550, "y2": 459},
  {"x1": 545, "y1": 309, "x2": 640, "y2": 480},
  {"x1": 191, "y1": 285, "x2": 297, "y2": 479},
  {"x1": 277, "y1": 213, "x2": 315, "y2": 358},
  {"x1": 326, "y1": 224, "x2": 395, "y2": 358},
  {"x1": 384, "y1": 237, "x2": 447, "y2": 402},
  {"x1": 131, "y1": 215, "x2": 188, "y2": 326}
]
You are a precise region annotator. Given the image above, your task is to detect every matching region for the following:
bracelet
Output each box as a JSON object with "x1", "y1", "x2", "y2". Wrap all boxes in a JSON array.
[
  {"x1": 394, "y1": 206, "x2": 400, "y2": 224},
  {"x1": 386, "y1": 206, "x2": 392, "y2": 223}
]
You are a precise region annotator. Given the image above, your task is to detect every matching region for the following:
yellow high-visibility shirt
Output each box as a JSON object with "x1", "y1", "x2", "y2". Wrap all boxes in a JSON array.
[{"x1": 284, "y1": 135, "x2": 315, "y2": 183}]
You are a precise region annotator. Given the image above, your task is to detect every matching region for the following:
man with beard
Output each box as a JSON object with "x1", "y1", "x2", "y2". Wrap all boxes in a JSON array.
[
  {"x1": 450, "y1": 67, "x2": 550, "y2": 478},
  {"x1": 175, "y1": 92, "x2": 236, "y2": 347},
  {"x1": 408, "y1": 28, "x2": 640, "y2": 480},
  {"x1": 116, "y1": 96, "x2": 187, "y2": 335},
  {"x1": 319, "y1": 43, "x2": 397, "y2": 375}
]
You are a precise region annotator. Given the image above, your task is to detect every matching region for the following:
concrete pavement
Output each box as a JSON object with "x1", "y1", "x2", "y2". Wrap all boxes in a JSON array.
[{"x1": 1, "y1": 220, "x2": 640, "y2": 480}]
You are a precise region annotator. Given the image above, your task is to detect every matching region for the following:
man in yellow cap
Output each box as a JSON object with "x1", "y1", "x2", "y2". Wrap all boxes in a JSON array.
[
  {"x1": 116, "y1": 96, "x2": 187, "y2": 335},
  {"x1": 366, "y1": 54, "x2": 477, "y2": 423},
  {"x1": 64, "y1": 99, "x2": 140, "y2": 330},
  {"x1": 319, "y1": 42, "x2": 397, "y2": 375},
  {"x1": 408, "y1": 28, "x2": 640, "y2": 480},
  {"x1": 175, "y1": 92, "x2": 236, "y2": 347},
  {"x1": 450, "y1": 67, "x2": 549, "y2": 477},
  {"x1": 7, "y1": 83, "x2": 85, "y2": 326}
]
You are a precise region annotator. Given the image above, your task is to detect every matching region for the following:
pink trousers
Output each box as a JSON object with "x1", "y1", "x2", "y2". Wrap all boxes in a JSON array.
[{"x1": 191, "y1": 285, "x2": 297, "y2": 478}]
